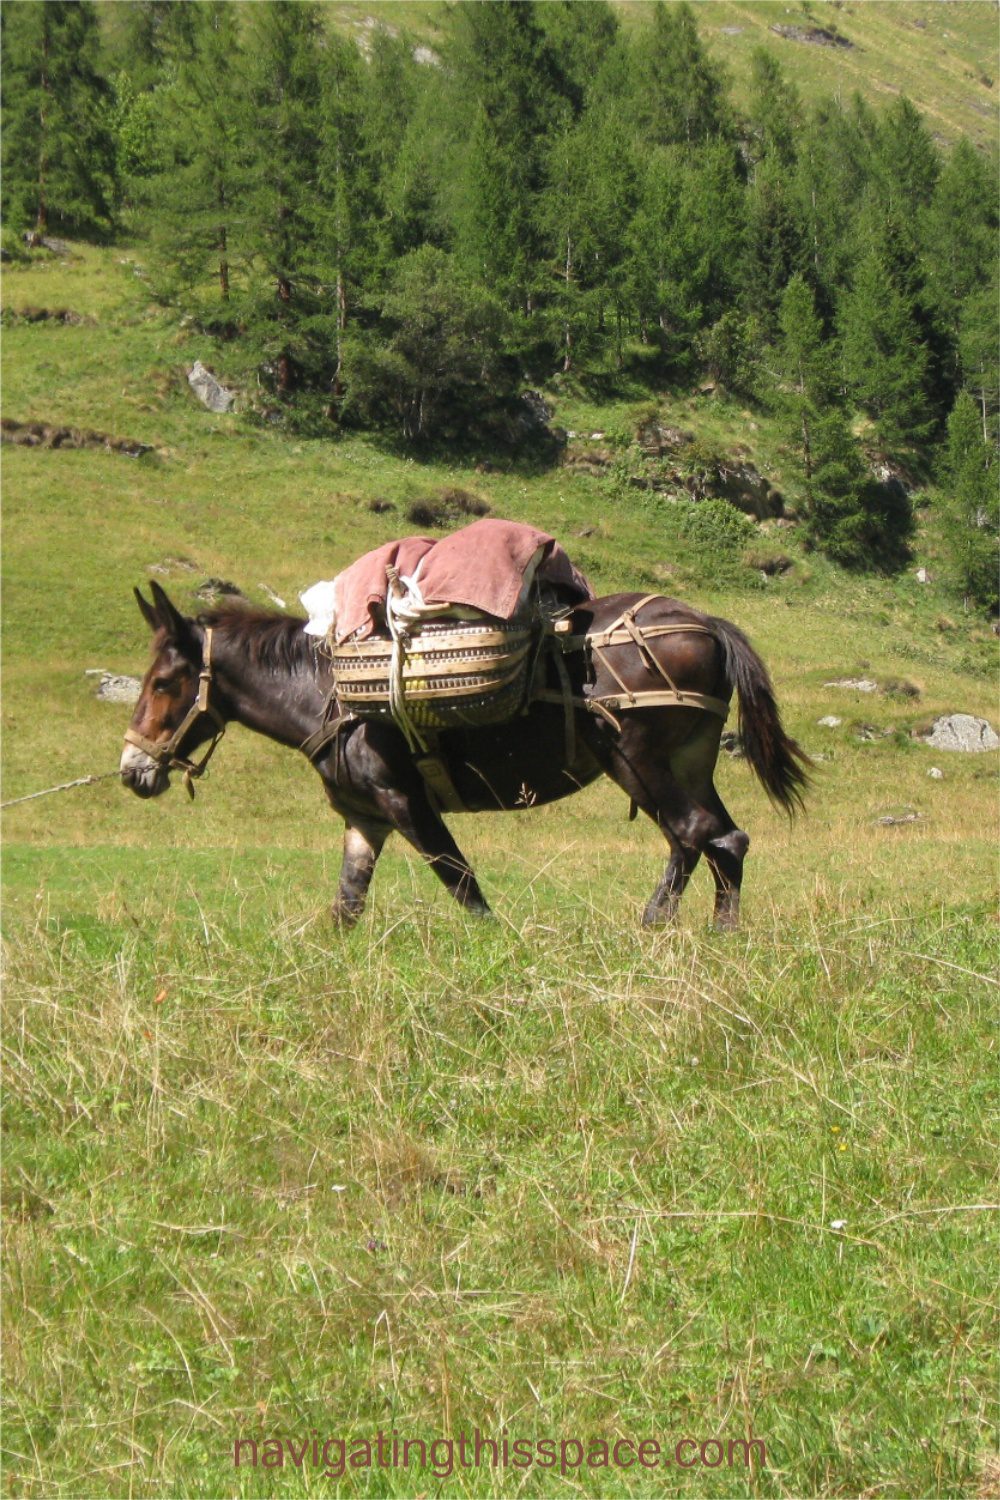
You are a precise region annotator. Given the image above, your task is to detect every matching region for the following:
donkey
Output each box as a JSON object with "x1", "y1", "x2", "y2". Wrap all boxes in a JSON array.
[{"x1": 121, "y1": 582, "x2": 809, "y2": 929}]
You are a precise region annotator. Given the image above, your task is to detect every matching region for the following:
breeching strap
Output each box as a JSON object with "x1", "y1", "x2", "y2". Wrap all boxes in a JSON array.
[{"x1": 544, "y1": 601, "x2": 731, "y2": 729}]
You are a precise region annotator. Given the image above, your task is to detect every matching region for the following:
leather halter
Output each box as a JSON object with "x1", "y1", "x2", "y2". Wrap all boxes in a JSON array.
[{"x1": 123, "y1": 627, "x2": 226, "y2": 798}]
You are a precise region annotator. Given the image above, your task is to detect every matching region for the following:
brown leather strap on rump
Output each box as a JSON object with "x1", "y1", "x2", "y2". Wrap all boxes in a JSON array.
[
  {"x1": 534, "y1": 686, "x2": 730, "y2": 723},
  {"x1": 542, "y1": 603, "x2": 729, "y2": 727}
]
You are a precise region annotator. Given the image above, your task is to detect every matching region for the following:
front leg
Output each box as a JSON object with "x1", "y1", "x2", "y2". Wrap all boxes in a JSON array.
[
  {"x1": 379, "y1": 786, "x2": 492, "y2": 917},
  {"x1": 332, "y1": 820, "x2": 389, "y2": 927}
]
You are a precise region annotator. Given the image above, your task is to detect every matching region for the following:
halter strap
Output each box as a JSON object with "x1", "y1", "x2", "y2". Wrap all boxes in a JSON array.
[{"x1": 123, "y1": 626, "x2": 227, "y2": 797}]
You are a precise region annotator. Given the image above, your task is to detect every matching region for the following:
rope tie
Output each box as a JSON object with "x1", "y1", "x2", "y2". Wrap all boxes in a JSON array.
[{"x1": 385, "y1": 566, "x2": 428, "y2": 755}]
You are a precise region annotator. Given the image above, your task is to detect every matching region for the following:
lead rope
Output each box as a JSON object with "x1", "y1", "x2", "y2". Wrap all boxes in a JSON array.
[{"x1": 2, "y1": 769, "x2": 123, "y2": 810}]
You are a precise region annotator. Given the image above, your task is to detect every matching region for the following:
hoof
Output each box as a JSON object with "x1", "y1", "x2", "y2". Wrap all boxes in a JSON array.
[
  {"x1": 641, "y1": 903, "x2": 678, "y2": 928},
  {"x1": 712, "y1": 911, "x2": 740, "y2": 933},
  {"x1": 330, "y1": 901, "x2": 363, "y2": 929}
]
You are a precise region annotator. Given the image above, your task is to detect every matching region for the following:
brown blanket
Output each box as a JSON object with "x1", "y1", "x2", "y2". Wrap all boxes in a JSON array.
[{"x1": 333, "y1": 518, "x2": 592, "y2": 643}]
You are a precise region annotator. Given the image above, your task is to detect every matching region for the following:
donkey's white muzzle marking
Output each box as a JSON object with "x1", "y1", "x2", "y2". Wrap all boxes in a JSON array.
[{"x1": 120, "y1": 742, "x2": 169, "y2": 798}]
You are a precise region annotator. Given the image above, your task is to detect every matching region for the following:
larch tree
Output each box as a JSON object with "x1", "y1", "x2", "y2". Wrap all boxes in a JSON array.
[
  {"x1": 1, "y1": 0, "x2": 116, "y2": 241},
  {"x1": 142, "y1": 1, "x2": 245, "y2": 306}
]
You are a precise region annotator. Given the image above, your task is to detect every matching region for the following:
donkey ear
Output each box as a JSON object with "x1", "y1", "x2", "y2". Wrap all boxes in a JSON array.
[
  {"x1": 149, "y1": 581, "x2": 197, "y2": 650},
  {"x1": 134, "y1": 587, "x2": 160, "y2": 632}
]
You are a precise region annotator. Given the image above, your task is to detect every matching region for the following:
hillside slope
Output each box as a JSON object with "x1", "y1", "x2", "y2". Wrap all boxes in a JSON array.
[
  {"x1": 2, "y1": 240, "x2": 995, "y2": 890},
  {"x1": 323, "y1": 0, "x2": 1000, "y2": 149}
]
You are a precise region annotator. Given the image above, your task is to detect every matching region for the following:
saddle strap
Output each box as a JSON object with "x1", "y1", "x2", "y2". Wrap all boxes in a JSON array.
[
  {"x1": 558, "y1": 621, "x2": 716, "y2": 652},
  {"x1": 533, "y1": 686, "x2": 730, "y2": 723}
]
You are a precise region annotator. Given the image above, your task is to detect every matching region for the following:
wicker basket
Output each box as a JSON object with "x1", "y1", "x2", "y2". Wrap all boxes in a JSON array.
[{"x1": 331, "y1": 617, "x2": 534, "y2": 731}]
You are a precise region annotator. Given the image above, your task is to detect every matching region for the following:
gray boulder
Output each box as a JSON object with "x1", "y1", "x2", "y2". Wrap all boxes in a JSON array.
[
  {"x1": 188, "y1": 361, "x2": 235, "y2": 413},
  {"x1": 920, "y1": 714, "x2": 999, "y2": 753},
  {"x1": 86, "y1": 670, "x2": 142, "y2": 704}
]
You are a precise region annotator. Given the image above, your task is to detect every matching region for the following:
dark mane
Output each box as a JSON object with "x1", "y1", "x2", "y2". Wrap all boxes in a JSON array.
[{"x1": 197, "y1": 606, "x2": 316, "y2": 674}]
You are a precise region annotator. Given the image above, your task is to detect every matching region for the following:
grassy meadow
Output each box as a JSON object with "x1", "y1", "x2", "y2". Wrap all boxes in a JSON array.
[{"x1": 3, "y1": 243, "x2": 998, "y2": 1497}]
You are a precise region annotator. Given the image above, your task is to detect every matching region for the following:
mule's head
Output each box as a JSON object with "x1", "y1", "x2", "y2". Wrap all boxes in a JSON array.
[{"x1": 121, "y1": 583, "x2": 213, "y2": 799}]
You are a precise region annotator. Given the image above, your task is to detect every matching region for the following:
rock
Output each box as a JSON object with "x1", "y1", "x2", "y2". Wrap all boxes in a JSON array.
[
  {"x1": 520, "y1": 390, "x2": 551, "y2": 426},
  {"x1": 23, "y1": 231, "x2": 74, "y2": 256},
  {"x1": 589, "y1": 431, "x2": 605, "y2": 441},
  {"x1": 770, "y1": 23, "x2": 855, "y2": 48},
  {"x1": 916, "y1": 567, "x2": 929, "y2": 583},
  {"x1": 928, "y1": 767, "x2": 944, "y2": 779},
  {"x1": 825, "y1": 678, "x2": 879, "y2": 693},
  {"x1": 0, "y1": 417, "x2": 152, "y2": 457},
  {"x1": 187, "y1": 360, "x2": 235, "y2": 414},
  {"x1": 714, "y1": 461, "x2": 784, "y2": 519},
  {"x1": 920, "y1": 714, "x2": 999, "y2": 753},
  {"x1": 563, "y1": 445, "x2": 614, "y2": 477},
  {"x1": 854, "y1": 723, "x2": 892, "y2": 742},
  {"x1": 86, "y1": 670, "x2": 142, "y2": 705},
  {"x1": 195, "y1": 577, "x2": 246, "y2": 602},
  {"x1": 875, "y1": 807, "x2": 920, "y2": 827},
  {"x1": 635, "y1": 418, "x2": 695, "y2": 458},
  {"x1": 817, "y1": 716, "x2": 842, "y2": 728}
]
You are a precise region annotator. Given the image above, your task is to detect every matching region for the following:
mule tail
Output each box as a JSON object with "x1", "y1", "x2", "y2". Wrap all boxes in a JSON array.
[{"x1": 709, "y1": 617, "x2": 811, "y2": 815}]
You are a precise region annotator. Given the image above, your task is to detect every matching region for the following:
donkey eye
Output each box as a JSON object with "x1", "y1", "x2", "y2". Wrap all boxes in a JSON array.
[{"x1": 152, "y1": 676, "x2": 176, "y2": 694}]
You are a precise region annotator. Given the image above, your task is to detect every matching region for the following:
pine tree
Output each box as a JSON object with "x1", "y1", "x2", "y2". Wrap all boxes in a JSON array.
[
  {"x1": 142, "y1": 2, "x2": 244, "y2": 305},
  {"x1": 537, "y1": 0, "x2": 620, "y2": 117},
  {"x1": 635, "y1": 2, "x2": 731, "y2": 147},
  {"x1": 343, "y1": 246, "x2": 514, "y2": 444},
  {"x1": 805, "y1": 410, "x2": 871, "y2": 566},
  {"x1": 959, "y1": 275, "x2": 1000, "y2": 442},
  {"x1": 315, "y1": 34, "x2": 375, "y2": 412},
  {"x1": 741, "y1": 158, "x2": 805, "y2": 334},
  {"x1": 238, "y1": 2, "x2": 329, "y2": 402},
  {"x1": 625, "y1": 148, "x2": 708, "y2": 369},
  {"x1": 938, "y1": 390, "x2": 999, "y2": 608},
  {"x1": 806, "y1": 410, "x2": 912, "y2": 570},
  {"x1": 450, "y1": 1, "x2": 574, "y2": 323},
  {"x1": 746, "y1": 48, "x2": 802, "y2": 171},
  {"x1": 923, "y1": 138, "x2": 998, "y2": 345},
  {"x1": 791, "y1": 97, "x2": 873, "y2": 312},
  {"x1": 541, "y1": 103, "x2": 638, "y2": 372},
  {"x1": 1, "y1": 1, "x2": 116, "y2": 240},
  {"x1": 839, "y1": 237, "x2": 932, "y2": 448},
  {"x1": 774, "y1": 273, "x2": 833, "y2": 488},
  {"x1": 874, "y1": 95, "x2": 940, "y2": 214}
]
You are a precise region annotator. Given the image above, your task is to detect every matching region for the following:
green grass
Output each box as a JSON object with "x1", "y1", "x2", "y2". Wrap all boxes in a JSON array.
[
  {"x1": 5, "y1": 877, "x2": 998, "y2": 1496},
  {"x1": 3, "y1": 242, "x2": 999, "y2": 1496}
]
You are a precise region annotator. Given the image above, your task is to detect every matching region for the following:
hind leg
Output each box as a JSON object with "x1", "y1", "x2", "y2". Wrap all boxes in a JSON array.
[
  {"x1": 662, "y1": 717, "x2": 751, "y2": 932},
  {"x1": 705, "y1": 823, "x2": 750, "y2": 931},
  {"x1": 671, "y1": 748, "x2": 750, "y2": 931},
  {"x1": 642, "y1": 843, "x2": 702, "y2": 927},
  {"x1": 591, "y1": 712, "x2": 728, "y2": 928}
]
